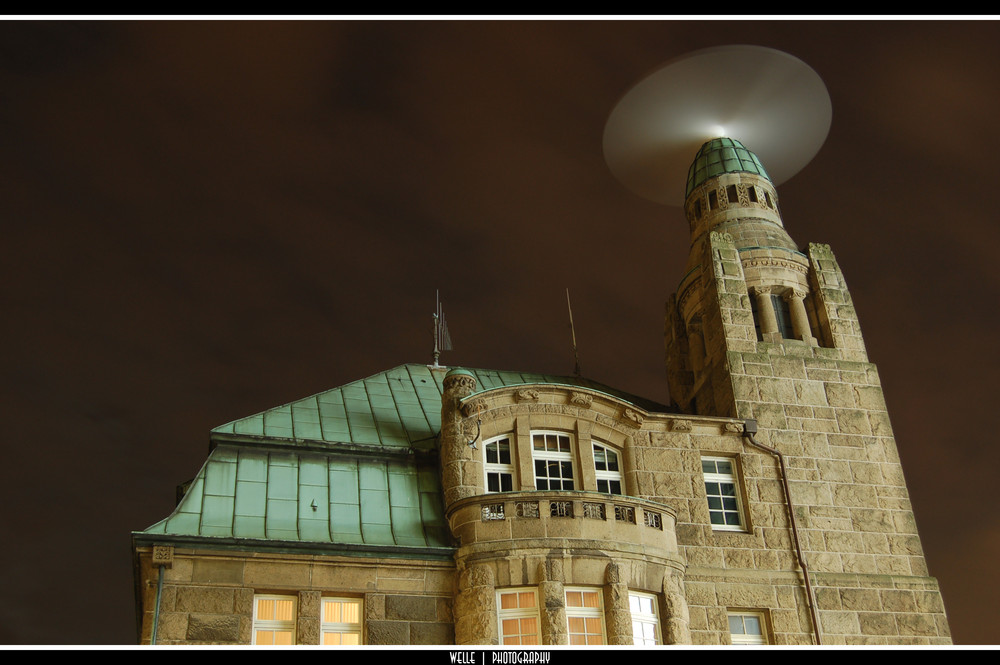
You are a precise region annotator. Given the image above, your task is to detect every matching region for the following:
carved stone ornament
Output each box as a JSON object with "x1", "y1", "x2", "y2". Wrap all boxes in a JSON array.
[
  {"x1": 783, "y1": 288, "x2": 808, "y2": 302},
  {"x1": 444, "y1": 374, "x2": 477, "y2": 392},
  {"x1": 515, "y1": 389, "x2": 540, "y2": 402},
  {"x1": 709, "y1": 231, "x2": 734, "y2": 245},
  {"x1": 671, "y1": 419, "x2": 692, "y2": 432},
  {"x1": 622, "y1": 408, "x2": 644, "y2": 428},
  {"x1": 724, "y1": 422, "x2": 743, "y2": 434},
  {"x1": 570, "y1": 391, "x2": 593, "y2": 408},
  {"x1": 743, "y1": 256, "x2": 809, "y2": 275},
  {"x1": 461, "y1": 398, "x2": 488, "y2": 418}
]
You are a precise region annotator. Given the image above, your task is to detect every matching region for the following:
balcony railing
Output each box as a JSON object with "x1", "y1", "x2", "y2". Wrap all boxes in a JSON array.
[{"x1": 447, "y1": 490, "x2": 678, "y2": 554}]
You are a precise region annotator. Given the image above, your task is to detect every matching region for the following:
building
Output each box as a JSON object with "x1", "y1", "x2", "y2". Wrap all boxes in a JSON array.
[{"x1": 131, "y1": 137, "x2": 951, "y2": 646}]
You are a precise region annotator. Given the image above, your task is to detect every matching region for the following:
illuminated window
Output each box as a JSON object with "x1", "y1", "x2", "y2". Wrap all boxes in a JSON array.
[
  {"x1": 498, "y1": 589, "x2": 540, "y2": 645},
  {"x1": 728, "y1": 611, "x2": 767, "y2": 644},
  {"x1": 593, "y1": 443, "x2": 623, "y2": 495},
  {"x1": 532, "y1": 431, "x2": 574, "y2": 490},
  {"x1": 321, "y1": 597, "x2": 363, "y2": 645},
  {"x1": 565, "y1": 588, "x2": 605, "y2": 645},
  {"x1": 629, "y1": 592, "x2": 660, "y2": 645},
  {"x1": 253, "y1": 594, "x2": 296, "y2": 645},
  {"x1": 484, "y1": 436, "x2": 514, "y2": 493},
  {"x1": 702, "y1": 456, "x2": 746, "y2": 531}
]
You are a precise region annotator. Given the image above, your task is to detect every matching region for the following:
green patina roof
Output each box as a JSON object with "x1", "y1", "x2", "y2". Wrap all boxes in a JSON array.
[
  {"x1": 138, "y1": 445, "x2": 451, "y2": 551},
  {"x1": 136, "y1": 363, "x2": 671, "y2": 553},
  {"x1": 686, "y1": 137, "x2": 771, "y2": 197},
  {"x1": 209, "y1": 363, "x2": 670, "y2": 449}
]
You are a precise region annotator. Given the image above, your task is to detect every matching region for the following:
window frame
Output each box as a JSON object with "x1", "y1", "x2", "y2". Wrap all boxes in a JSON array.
[
  {"x1": 497, "y1": 588, "x2": 541, "y2": 645},
  {"x1": 252, "y1": 594, "x2": 297, "y2": 645},
  {"x1": 320, "y1": 597, "x2": 363, "y2": 646},
  {"x1": 701, "y1": 455, "x2": 747, "y2": 532},
  {"x1": 483, "y1": 435, "x2": 515, "y2": 493},
  {"x1": 531, "y1": 430, "x2": 575, "y2": 491},
  {"x1": 564, "y1": 587, "x2": 606, "y2": 645},
  {"x1": 728, "y1": 610, "x2": 769, "y2": 645},
  {"x1": 628, "y1": 591, "x2": 660, "y2": 646},
  {"x1": 592, "y1": 442, "x2": 624, "y2": 495}
]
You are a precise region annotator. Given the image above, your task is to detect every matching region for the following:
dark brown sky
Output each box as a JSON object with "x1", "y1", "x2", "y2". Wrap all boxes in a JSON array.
[{"x1": 0, "y1": 20, "x2": 996, "y2": 645}]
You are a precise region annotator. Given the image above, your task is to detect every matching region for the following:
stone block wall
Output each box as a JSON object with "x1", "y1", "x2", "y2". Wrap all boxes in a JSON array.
[{"x1": 135, "y1": 547, "x2": 455, "y2": 645}]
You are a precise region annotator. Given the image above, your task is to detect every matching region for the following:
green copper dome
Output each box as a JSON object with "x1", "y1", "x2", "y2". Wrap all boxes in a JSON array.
[{"x1": 686, "y1": 138, "x2": 771, "y2": 198}]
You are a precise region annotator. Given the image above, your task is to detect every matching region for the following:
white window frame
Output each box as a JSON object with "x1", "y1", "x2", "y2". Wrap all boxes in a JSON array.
[
  {"x1": 564, "y1": 587, "x2": 605, "y2": 645},
  {"x1": 497, "y1": 588, "x2": 541, "y2": 645},
  {"x1": 628, "y1": 591, "x2": 660, "y2": 645},
  {"x1": 702, "y1": 456, "x2": 746, "y2": 532},
  {"x1": 483, "y1": 435, "x2": 515, "y2": 493},
  {"x1": 531, "y1": 431, "x2": 575, "y2": 491},
  {"x1": 593, "y1": 442, "x2": 623, "y2": 495},
  {"x1": 321, "y1": 597, "x2": 363, "y2": 645},
  {"x1": 252, "y1": 594, "x2": 296, "y2": 645},
  {"x1": 728, "y1": 610, "x2": 768, "y2": 645}
]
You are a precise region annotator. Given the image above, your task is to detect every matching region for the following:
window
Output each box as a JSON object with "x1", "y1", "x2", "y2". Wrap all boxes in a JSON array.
[
  {"x1": 593, "y1": 443, "x2": 623, "y2": 495},
  {"x1": 253, "y1": 594, "x2": 296, "y2": 645},
  {"x1": 321, "y1": 597, "x2": 362, "y2": 645},
  {"x1": 702, "y1": 456, "x2": 745, "y2": 531},
  {"x1": 484, "y1": 436, "x2": 514, "y2": 492},
  {"x1": 726, "y1": 184, "x2": 739, "y2": 204},
  {"x1": 772, "y1": 294, "x2": 794, "y2": 340},
  {"x1": 728, "y1": 611, "x2": 767, "y2": 644},
  {"x1": 750, "y1": 292, "x2": 794, "y2": 341},
  {"x1": 565, "y1": 588, "x2": 604, "y2": 645},
  {"x1": 532, "y1": 431, "x2": 574, "y2": 490},
  {"x1": 629, "y1": 592, "x2": 660, "y2": 645},
  {"x1": 497, "y1": 589, "x2": 540, "y2": 645},
  {"x1": 750, "y1": 295, "x2": 764, "y2": 341}
]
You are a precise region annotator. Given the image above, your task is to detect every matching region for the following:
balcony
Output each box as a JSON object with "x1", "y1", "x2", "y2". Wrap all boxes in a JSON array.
[{"x1": 446, "y1": 491, "x2": 678, "y2": 557}]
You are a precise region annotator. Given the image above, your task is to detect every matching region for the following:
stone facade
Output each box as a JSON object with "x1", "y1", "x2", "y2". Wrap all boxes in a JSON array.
[
  {"x1": 132, "y1": 138, "x2": 950, "y2": 646},
  {"x1": 134, "y1": 547, "x2": 456, "y2": 645}
]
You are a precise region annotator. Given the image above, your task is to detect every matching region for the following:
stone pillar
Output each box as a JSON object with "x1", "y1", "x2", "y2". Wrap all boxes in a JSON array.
[
  {"x1": 603, "y1": 562, "x2": 633, "y2": 645},
  {"x1": 784, "y1": 289, "x2": 817, "y2": 345},
  {"x1": 662, "y1": 571, "x2": 691, "y2": 645},
  {"x1": 297, "y1": 590, "x2": 321, "y2": 645},
  {"x1": 576, "y1": 419, "x2": 596, "y2": 492},
  {"x1": 538, "y1": 560, "x2": 567, "y2": 646},
  {"x1": 514, "y1": 416, "x2": 534, "y2": 491},
  {"x1": 752, "y1": 286, "x2": 779, "y2": 339},
  {"x1": 441, "y1": 368, "x2": 479, "y2": 507},
  {"x1": 454, "y1": 565, "x2": 498, "y2": 645}
]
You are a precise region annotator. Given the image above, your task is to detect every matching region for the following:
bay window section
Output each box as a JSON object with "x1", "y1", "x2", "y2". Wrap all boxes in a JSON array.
[
  {"x1": 593, "y1": 443, "x2": 623, "y2": 495},
  {"x1": 629, "y1": 592, "x2": 660, "y2": 645},
  {"x1": 497, "y1": 589, "x2": 540, "y2": 645},
  {"x1": 565, "y1": 588, "x2": 605, "y2": 645},
  {"x1": 532, "y1": 431, "x2": 574, "y2": 490},
  {"x1": 484, "y1": 436, "x2": 514, "y2": 493}
]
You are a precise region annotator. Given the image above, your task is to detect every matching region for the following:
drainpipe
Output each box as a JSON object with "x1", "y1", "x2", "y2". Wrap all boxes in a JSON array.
[
  {"x1": 151, "y1": 564, "x2": 165, "y2": 645},
  {"x1": 741, "y1": 419, "x2": 822, "y2": 645}
]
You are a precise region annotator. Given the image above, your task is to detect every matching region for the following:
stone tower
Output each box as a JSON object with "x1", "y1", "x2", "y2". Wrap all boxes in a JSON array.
[{"x1": 665, "y1": 138, "x2": 949, "y2": 641}]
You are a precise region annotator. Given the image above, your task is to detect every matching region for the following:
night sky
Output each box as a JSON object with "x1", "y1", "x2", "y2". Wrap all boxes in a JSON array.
[{"x1": 1, "y1": 20, "x2": 997, "y2": 645}]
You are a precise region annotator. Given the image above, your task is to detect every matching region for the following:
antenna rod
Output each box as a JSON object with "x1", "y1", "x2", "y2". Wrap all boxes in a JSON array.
[
  {"x1": 432, "y1": 290, "x2": 441, "y2": 367},
  {"x1": 566, "y1": 288, "x2": 581, "y2": 376}
]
